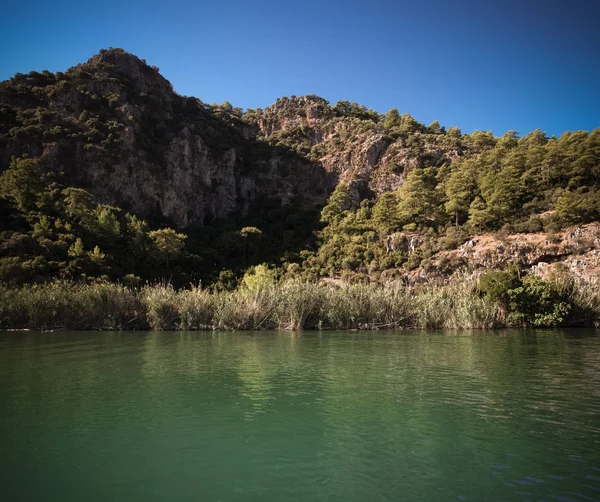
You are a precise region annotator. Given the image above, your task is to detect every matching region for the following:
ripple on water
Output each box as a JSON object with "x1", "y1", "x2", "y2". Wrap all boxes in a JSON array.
[{"x1": 0, "y1": 329, "x2": 599, "y2": 502}]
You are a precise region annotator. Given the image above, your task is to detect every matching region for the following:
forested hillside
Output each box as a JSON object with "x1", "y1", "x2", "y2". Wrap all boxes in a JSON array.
[{"x1": 1, "y1": 48, "x2": 598, "y2": 288}]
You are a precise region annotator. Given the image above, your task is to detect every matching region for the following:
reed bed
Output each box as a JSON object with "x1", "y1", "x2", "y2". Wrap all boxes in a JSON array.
[{"x1": 0, "y1": 276, "x2": 597, "y2": 331}]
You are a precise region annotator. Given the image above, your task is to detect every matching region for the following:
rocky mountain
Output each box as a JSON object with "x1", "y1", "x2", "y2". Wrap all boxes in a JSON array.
[
  {"x1": 1, "y1": 49, "x2": 599, "y2": 287},
  {"x1": 0, "y1": 49, "x2": 334, "y2": 228},
  {"x1": 0, "y1": 49, "x2": 469, "y2": 227}
]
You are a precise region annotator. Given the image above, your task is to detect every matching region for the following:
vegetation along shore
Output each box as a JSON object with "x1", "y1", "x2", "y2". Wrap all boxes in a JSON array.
[
  {"x1": 1, "y1": 48, "x2": 599, "y2": 330},
  {"x1": 1, "y1": 266, "x2": 598, "y2": 331}
]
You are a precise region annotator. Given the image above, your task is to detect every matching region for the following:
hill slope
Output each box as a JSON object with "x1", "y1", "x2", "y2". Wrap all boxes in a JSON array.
[{"x1": 1, "y1": 49, "x2": 599, "y2": 287}]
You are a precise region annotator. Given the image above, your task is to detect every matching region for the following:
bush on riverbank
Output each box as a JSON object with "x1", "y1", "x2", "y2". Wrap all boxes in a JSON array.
[
  {"x1": 0, "y1": 273, "x2": 598, "y2": 331},
  {"x1": 477, "y1": 266, "x2": 598, "y2": 327}
]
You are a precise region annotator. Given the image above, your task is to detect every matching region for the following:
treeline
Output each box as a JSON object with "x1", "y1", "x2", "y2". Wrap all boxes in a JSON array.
[
  {"x1": 0, "y1": 156, "x2": 192, "y2": 284},
  {"x1": 296, "y1": 128, "x2": 600, "y2": 279},
  {"x1": 0, "y1": 155, "x2": 321, "y2": 286},
  {"x1": 2, "y1": 125, "x2": 599, "y2": 286},
  {"x1": 1, "y1": 49, "x2": 599, "y2": 286},
  {"x1": 319, "y1": 124, "x2": 600, "y2": 236}
]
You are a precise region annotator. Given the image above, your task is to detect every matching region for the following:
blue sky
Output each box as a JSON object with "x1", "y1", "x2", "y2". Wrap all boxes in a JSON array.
[{"x1": 1, "y1": 0, "x2": 598, "y2": 137}]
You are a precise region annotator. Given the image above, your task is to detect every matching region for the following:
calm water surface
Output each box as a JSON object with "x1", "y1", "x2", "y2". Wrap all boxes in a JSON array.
[{"x1": 1, "y1": 330, "x2": 600, "y2": 501}]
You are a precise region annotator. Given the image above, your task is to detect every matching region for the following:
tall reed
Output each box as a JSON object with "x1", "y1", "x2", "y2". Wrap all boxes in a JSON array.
[
  {"x1": 414, "y1": 274, "x2": 501, "y2": 329},
  {"x1": 0, "y1": 274, "x2": 597, "y2": 331},
  {"x1": 0, "y1": 281, "x2": 144, "y2": 330}
]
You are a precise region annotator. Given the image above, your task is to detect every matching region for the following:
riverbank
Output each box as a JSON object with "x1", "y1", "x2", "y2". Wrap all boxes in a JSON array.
[{"x1": 1, "y1": 272, "x2": 598, "y2": 331}]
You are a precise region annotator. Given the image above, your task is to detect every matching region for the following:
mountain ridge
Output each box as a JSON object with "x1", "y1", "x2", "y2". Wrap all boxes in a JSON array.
[{"x1": 1, "y1": 48, "x2": 599, "y2": 288}]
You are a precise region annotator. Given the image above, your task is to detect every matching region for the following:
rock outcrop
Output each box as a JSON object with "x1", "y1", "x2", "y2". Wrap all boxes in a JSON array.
[
  {"x1": 2, "y1": 49, "x2": 599, "y2": 287},
  {"x1": 0, "y1": 50, "x2": 469, "y2": 228},
  {"x1": 407, "y1": 223, "x2": 600, "y2": 288},
  {"x1": 0, "y1": 50, "x2": 334, "y2": 227}
]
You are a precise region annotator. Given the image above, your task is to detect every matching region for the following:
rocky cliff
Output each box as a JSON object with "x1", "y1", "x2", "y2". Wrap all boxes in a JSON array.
[
  {"x1": 1, "y1": 49, "x2": 599, "y2": 287},
  {"x1": 0, "y1": 48, "x2": 518, "y2": 228},
  {"x1": 248, "y1": 94, "x2": 462, "y2": 202},
  {"x1": 0, "y1": 49, "x2": 335, "y2": 227},
  {"x1": 389, "y1": 223, "x2": 600, "y2": 288}
]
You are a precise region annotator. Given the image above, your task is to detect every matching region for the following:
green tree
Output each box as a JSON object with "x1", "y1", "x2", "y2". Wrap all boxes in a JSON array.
[
  {"x1": 242, "y1": 264, "x2": 277, "y2": 291},
  {"x1": 372, "y1": 192, "x2": 400, "y2": 234},
  {"x1": 384, "y1": 108, "x2": 401, "y2": 128},
  {"x1": 68, "y1": 238, "x2": 85, "y2": 258},
  {"x1": 468, "y1": 196, "x2": 491, "y2": 231},
  {"x1": 428, "y1": 120, "x2": 442, "y2": 134},
  {"x1": 465, "y1": 130, "x2": 496, "y2": 152},
  {"x1": 32, "y1": 216, "x2": 53, "y2": 240},
  {"x1": 399, "y1": 113, "x2": 422, "y2": 134},
  {"x1": 333, "y1": 101, "x2": 376, "y2": 121},
  {"x1": 555, "y1": 188, "x2": 600, "y2": 223},
  {"x1": 396, "y1": 170, "x2": 437, "y2": 228},
  {"x1": 444, "y1": 159, "x2": 477, "y2": 226},
  {"x1": 149, "y1": 228, "x2": 187, "y2": 266},
  {"x1": 240, "y1": 226, "x2": 262, "y2": 263},
  {"x1": 96, "y1": 205, "x2": 121, "y2": 240},
  {"x1": 446, "y1": 127, "x2": 462, "y2": 139},
  {"x1": 61, "y1": 188, "x2": 96, "y2": 227},
  {"x1": 568, "y1": 154, "x2": 599, "y2": 188},
  {"x1": 332, "y1": 100, "x2": 351, "y2": 116},
  {"x1": 125, "y1": 213, "x2": 150, "y2": 255},
  {"x1": 321, "y1": 184, "x2": 353, "y2": 225},
  {"x1": 482, "y1": 166, "x2": 526, "y2": 225},
  {"x1": 87, "y1": 246, "x2": 106, "y2": 265},
  {"x1": 0, "y1": 157, "x2": 46, "y2": 211},
  {"x1": 220, "y1": 101, "x2": 233, "y2": 112}
]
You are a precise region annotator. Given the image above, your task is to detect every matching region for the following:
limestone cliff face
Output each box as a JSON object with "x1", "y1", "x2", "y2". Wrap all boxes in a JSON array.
[
  {"x1": 0, "y1": 51, "x2": 461, "y2": 227},
  {"x1": 392, "y1": 224, "x2": 600, "y2": 288},
  {"x1": 81, "y1": 129, "x2": 239, "y2": 227},
  {"x1": 252, "y1": 95, "x2": 462, "y2": 202},
  {"x1": 74, "y1": 125, "x2": 244, "y2": 228},
  {"x1": 0, "y1": 50, "x2": 331, "y2": 228}
]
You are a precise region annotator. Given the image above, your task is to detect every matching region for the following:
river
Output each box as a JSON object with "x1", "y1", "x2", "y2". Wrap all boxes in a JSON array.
[{"x1": 1, "y1": 330, "x2": 599, "y2": 501}]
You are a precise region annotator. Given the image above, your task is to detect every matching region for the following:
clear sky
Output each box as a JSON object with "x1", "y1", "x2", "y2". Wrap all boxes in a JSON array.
[{"x1": 1, "y1": 0, "x2": 598, "y2": 137}]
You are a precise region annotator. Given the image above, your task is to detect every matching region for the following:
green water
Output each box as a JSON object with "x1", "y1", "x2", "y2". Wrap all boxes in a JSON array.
[{"x1": 1, "y1": 331, "x2": 600, "y2": 501}]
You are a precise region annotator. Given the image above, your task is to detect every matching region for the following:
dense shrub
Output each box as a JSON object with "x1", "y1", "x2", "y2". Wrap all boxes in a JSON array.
[
  {"x1": 477, "y1": 265, "x2": 522, "y2": 309},
  {"x1": 478, "y1": 267, "x2": 575, "y2": 327}
]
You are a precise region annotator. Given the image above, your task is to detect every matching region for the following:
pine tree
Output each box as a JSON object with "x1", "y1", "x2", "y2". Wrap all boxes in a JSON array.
[
  {"x1": 149, "y1": 228, "x2": 187, "y2": 266},
  {"x1": 384, "y1": 108, "x2": 401, "y2": 129},
  {"x1": 396, "y1": 169, "x2": 437, "y2": 228},
  {"x1": 444, "y1": 159, "x2": 477, "y2": 227},
  {"x1": 484, "y1": 166, "x2": 526, "y2": 224},
  {"x1": 0, "y1": 157, "x2": 46, "y2": 212},
  {"x1": 372, "y1": 192, "x2": 400, "y2": 234},
  {"x1": 468, "y1": 196, "x2": 491, "y2": 231},
  {"x1": 321, "y1": 184, "x2": 353, "y2": 225},
  {"x1": 68, "y1": 238, "x2": 85, "y2": 258}
]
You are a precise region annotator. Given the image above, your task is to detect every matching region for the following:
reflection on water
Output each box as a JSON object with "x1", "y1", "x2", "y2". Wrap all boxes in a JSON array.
[{"x1": 0, "y1": 329, "x2": 599, "y2": 501}]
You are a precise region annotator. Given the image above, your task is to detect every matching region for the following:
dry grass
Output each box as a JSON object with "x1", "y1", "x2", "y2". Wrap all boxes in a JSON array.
[{"x1": 1, "y1": 273, "x2": 597, "y2": 331}]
